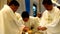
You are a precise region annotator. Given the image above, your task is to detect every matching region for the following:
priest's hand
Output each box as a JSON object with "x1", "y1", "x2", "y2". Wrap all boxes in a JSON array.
[
  {"x1": 37, "y1": 26, "x2": 47, "y2": 31},
  {"x1": 41, "y1": 27, "x2": 47, "y2": 31},
  {"x1": 23, "y1": 26, "x2": 29, "y2": 32},
  {"x1": 37, "y1": 26, "x2": 41, "y2": 30}
]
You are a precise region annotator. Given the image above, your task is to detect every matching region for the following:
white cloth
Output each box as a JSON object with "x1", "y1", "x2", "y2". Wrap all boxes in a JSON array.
[
  {"x1": 0, "y1": 5, "x2": 24, "y2": 34},
  {"x1": 40, "y1": 6, "x2": 60, "y2": 34}
]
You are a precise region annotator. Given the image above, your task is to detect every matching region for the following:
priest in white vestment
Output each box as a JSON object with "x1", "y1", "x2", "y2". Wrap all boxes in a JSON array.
[
  {"x1": 19, "y1": 11, "x2": 39, "y2": 34},
  {"x1": 38, "y1": 0, "x2": 60, "y2": 34},
  {"x1": 0, "y1": 0, "x2": 24, "y2": 34}
]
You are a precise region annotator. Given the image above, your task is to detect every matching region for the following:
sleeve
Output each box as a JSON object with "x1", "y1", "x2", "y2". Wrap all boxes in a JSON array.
[
  {"x1": 39, "y1": 11, "x2": 48, "y2": 27},
  {"x1": 15, "y1": 12, "x2": 21, "y2": 21},
  {"x1": 17, "y1": 19, "x2": 25, "y2": 28}
]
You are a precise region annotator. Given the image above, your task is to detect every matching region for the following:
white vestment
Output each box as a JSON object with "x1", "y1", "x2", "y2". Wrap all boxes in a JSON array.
[
  {"x1": 40, "y1": 6, "x2": 60, "y2": 34},
  {"x1": 0, "y1": 5, "x2": 24, "y2": 34},
  {"x1": 15, "y1": 12, "x2": 21, "y2": 21}
]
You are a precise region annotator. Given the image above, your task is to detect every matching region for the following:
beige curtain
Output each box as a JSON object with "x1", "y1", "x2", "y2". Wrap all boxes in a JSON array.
[{"x1": 0, "y1": 0, "x2": 7, "y2": 10}]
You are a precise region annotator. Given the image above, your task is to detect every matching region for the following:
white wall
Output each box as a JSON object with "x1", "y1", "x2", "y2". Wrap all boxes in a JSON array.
[{"x1": 16, "y1": 0, "x2": 25, "y2": 14}]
